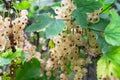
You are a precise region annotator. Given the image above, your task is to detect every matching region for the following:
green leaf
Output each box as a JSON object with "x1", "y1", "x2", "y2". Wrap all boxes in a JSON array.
[
  {"x1": 35, "y1": 13, "x2": 51, "y2": 23},
  {"x1": 97, "y1": 47, "x2": 120, "y2": 79},
  {"x1": 99, "y1": 0, "x2": 105, "y2": 4},
  {"x1": 39, "y1": 31, "x2": 45, "y2": 37},
  {"x1": 7, "y1": 48, "x2": 22, "y2": 58},
  {"x1": 45, "y1": 19, "x2": 66, "y2": 37},
  {"x1": 15, "y1": 58, "x2": 41, "y2": 80},
  {"x1": 26, "y1": 13, "x2": 66, "y2": 37},
  {"x1": 115, "y1": 2, "x2": 120, "y2": 11},
  {"x1": 0, "y1": 48, "x2": 22, "y2": 58},
  {"x1": 72, "y1": 9, "x2": 88, "y2": 27},
  {"x1": 0, "y1": 58, "x2": 11, "y2": 66},
  {"x1": 0, "y1": 48, "x2": 22, "y2": 66},
  {"x1": 26, "y1": 23, "x2": 45, "y2": 32},
  {"x1": 105, "y1": 0, "x2": 115, "y2": 4},
  {"x1": 26, "y1": 13, "x2": 51, "y2": 32},
  {"x1": 53, "y1": 2, "x2": 61, "y2": 7},
  {"x1": 49, "y1": 75, "x2": 57, "y2": 80},
  {"x1": 105, "y1": 9, "x2": 120, "y2": 46},
  {"x1": 2, "y1": 73, "x2": 11, "y2": 80},
  {"x1": 100, "y1": 13, "x2": 110, "y2": 19},
  {"x1": 13, "y1": 1, "x2": 30, "y2": 10},
  {"x1": 26, "y1": 13, "x2": 50, "y2": 32},
  {"x1": 73, "y1": 0, "x2": 102, "y2": 13},
  {"x1": 89, "y1": 18, "x2": 109, "y2": 31}
]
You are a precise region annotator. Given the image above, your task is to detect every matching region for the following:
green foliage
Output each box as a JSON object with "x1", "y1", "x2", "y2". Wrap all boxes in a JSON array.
[
  {"x1": 0, "y1": 58, "x2": 11, "y2": 66},
  {"x1": 100, "y1": 13, "x2": 110, "y2": 19},
  {"x1": 48, "y1": 39, "x2": 55, "y2": 49},
  {"x1": 99, "y1": 0, "x2": 116, "y2": 4},
  {"x1": 72, "y1": 0, "x2": 102, "y2": 27},
  {"x1": 89, "y1": 18, "x2": 109, "y2": 31},
  {"x1": 2, "y1": 73, "x2": 11, "y2": 80},
  {"x1": 26, "y1": 13, "x2": 51, "y2": 32},
  {"x1": 0, "y1": 48, "x2": 22, "y2": 58},
  {"x1": 26, "y1": 13, "x2": 66, "y2": 37},
  {"x1": 45, "y1": 19, "x2": 66, "y2": 37},
  {"x1": 15, "y1": 58, "x2": 41, "y2": 80},
  {"x1": 53, "y1": 2, "x2": 61, "y2": 7},
  {"x1": 13, "y1": 1, "x2": 30, "y2": 10},
  {"x1": 72, "y1": 10, "x2": 87, "y2": 27},
  {"x1": 0, "y1": 48, "x2": 22, "y2": 66},
  {"x1": 73, "y1": 0, "x2": 102, "y2": 12},
  {"x1": 105, "y1": 9, "x2": 120, "y2": 46},
  {"x1": 97, "y1": 47, "x2": 120, "y2": 79},
  {"x1": 115, "y1": 2, "x2": 120, "y2": 11},
  {"x1": 105, "y1": 0, "x2": 115, "y2": 4}
]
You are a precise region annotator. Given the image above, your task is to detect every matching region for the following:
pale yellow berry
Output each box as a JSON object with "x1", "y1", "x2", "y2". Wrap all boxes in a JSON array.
[{"x1": 20, "y1": 10, "x2": 28, "y2": 16}]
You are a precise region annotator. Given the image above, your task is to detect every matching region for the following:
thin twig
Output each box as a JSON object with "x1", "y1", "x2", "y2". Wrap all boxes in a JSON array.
[{"x1": 2, "y1": 0, "x2": 10, "y2": 10}]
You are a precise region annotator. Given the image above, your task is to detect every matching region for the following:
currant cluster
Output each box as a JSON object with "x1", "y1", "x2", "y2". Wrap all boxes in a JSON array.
[
  {"x1": 46, "y1": 29, "x2": 88, "y2": 80},
  {"x1": 23, "y1": 39, "x2": 46, "y2": 67},
  {"x1": 54, "y1": 0, "x2": 102, "y2": 57},
  {"x1": 0, "y1": 10, "x2": 28, "y2": 52},
  {"x1": 45, "y1": 0, "x2": 102, "y2": 80},
  {"x1": 0, "y1": 10, "x2": 45, "y2": 79},
  {"x1": 55, "y1": 0, "x2": 75, "y2": 20},
  {"x1": 87, "y1": 9, "x2": 102, "y2": 23},
  {"x1": 85, "y1": 30, "x2": 101, "y2": 56}
]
